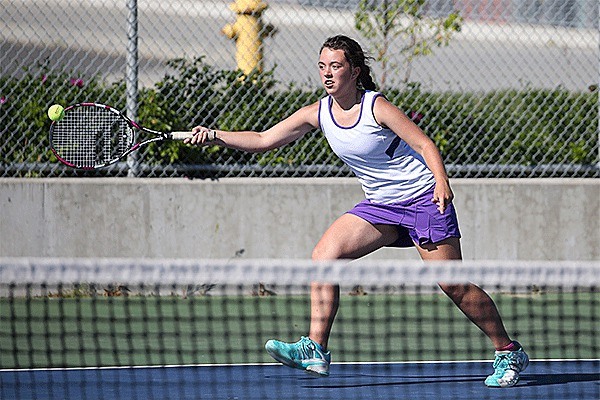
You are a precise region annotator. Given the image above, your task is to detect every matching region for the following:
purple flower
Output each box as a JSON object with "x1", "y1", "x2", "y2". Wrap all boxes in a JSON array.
[
  {"x1": 0, "y1": 96, "x2": 7, "y2": 105},
  {"x1": 41, "y1": 74, "x2": 48, "y2": 84}
]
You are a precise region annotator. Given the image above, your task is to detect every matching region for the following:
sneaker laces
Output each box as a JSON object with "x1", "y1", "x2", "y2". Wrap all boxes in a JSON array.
[
  {"x1": 297, "y1": 336, "x2": 321, "y2": 359},
  {"x1": 493, "y1": 353, "x2": 507, "y2": 369},
  {"x1": 493, "y1": 351, "x2": 520, "y2": 371}
]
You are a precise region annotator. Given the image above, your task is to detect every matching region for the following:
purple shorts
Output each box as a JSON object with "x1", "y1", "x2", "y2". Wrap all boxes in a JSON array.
[{"x1": 346, "y1": 187, "x2": 461, "y2": 248}]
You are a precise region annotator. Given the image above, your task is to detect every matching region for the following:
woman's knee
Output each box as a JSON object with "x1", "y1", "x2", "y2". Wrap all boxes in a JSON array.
[
  {"x1": 439, "y1": 283, "x2": 469, "y2": 303},
  {"x1": 312, "y1": 240, "x2": 340, "y2": 261}
]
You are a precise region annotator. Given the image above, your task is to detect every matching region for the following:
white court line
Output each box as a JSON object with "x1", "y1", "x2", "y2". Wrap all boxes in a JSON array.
[{"x1": 2, "y1": 358, "x2": 598, "y2": 372}]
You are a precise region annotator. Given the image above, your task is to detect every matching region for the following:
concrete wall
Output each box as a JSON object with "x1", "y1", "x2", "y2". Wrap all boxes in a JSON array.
[{"x1": 1, "y1": 178, "x2": 598, "y2": 261}]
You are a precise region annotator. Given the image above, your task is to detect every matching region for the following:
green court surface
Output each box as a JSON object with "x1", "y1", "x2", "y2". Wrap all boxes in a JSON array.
[{"x1": 1, "y1": 291, "x2": 597, "y2": 369}]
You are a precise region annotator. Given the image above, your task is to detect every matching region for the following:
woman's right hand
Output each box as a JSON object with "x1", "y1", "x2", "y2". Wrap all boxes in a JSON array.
[{"x1": 185, "y1": 126, "x2": 218, "y2": 145}]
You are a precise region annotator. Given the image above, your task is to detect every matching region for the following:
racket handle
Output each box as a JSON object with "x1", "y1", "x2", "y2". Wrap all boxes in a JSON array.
[{"x1": 170, "y1": 131, "x2": 194, "y2": 140}]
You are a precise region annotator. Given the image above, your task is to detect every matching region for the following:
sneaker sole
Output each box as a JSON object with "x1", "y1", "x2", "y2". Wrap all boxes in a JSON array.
[
  {"x1": 485, "y1": 376, "x2": 520, "y2": 388},
  {"x1": 305, "y1": 368, "x2": 329, "y2": 378},
  {"x1": 265, "y1": 348, "x2": 329, "y2": 377}
]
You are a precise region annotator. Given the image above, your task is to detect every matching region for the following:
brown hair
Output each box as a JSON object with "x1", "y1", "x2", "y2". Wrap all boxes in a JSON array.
[{"x1": 320, "y1": 35, "x2": 376, "y2": 91}]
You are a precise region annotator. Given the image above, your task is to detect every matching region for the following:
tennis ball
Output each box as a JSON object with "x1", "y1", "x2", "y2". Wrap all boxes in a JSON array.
[{"x1": 48, "y1": 104, "x2": 65, "y2": 121}]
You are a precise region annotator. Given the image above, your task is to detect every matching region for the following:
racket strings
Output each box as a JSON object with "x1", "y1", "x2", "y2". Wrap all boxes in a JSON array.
[{"x1": 51, "y1": 106, "x2": 134, "y2": 168}]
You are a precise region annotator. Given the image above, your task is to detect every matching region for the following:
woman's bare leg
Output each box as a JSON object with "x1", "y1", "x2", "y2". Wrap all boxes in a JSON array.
[
  {"x1": 309, "y1": 214, "x2": 399, "y2": 349},
  {"x1": 415, "y1": 237, "x2": 512, "y2": 349}
]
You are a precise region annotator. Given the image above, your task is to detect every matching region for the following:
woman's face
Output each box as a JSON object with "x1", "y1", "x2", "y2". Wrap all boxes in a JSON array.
[{"x1": 318, "y1": 47, "x2": 359, "y2": 96}]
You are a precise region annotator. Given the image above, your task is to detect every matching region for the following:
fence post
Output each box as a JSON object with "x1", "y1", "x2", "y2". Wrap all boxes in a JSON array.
[{"x1": 126, "y1": 0, "x2": 140, "y2": 177}]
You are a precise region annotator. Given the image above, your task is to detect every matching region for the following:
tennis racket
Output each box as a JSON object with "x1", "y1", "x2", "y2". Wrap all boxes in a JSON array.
[{"x1": 49, "y1": 102, "x2": 196, "y2": 170}]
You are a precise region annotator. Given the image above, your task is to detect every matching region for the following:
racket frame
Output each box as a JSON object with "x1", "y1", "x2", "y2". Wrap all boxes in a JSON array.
[{"x1": 50, "y1": 102, "x2": 192, "y2": 170}]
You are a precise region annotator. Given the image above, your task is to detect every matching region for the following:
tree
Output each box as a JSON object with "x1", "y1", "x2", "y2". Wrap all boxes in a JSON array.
[{"x1": 355, "y1": 0, "x2": 462, "y2": 88}]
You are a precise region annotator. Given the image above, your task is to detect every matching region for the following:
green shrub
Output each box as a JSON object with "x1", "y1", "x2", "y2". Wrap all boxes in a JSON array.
[{"x1": 388, "y1": 87, "x2": 597, "y2": 167}]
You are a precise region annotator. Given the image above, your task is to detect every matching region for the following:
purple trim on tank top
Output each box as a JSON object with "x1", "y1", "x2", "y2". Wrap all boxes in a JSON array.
[{"x1": 327, "y1": 92, "x2": 365, "y2": 129}]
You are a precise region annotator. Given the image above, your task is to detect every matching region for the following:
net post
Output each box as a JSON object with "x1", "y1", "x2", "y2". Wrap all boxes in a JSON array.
[{"x1": 126, "y1": 0, "x2": 140, "y2": 177}]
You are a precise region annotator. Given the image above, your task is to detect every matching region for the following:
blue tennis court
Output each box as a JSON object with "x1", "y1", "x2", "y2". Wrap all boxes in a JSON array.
[{"x1": 2, "y1": 360, "x2": 598, "y2": 399}]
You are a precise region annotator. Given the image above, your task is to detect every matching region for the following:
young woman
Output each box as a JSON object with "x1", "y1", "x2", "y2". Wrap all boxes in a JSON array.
[{"x1": 186, "y1": 35, "x2": 528, "y2": 388}]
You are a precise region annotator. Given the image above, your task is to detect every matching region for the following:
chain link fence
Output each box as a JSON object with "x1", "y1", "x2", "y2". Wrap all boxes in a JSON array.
[{"x1": 1, "y1": 0, "x2": 598, "y2": 178}]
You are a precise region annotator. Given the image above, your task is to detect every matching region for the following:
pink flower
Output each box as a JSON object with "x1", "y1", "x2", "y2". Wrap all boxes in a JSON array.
[
  {"x1": 69, "y1": 78, "x2": 84, "y2": 88},
  {"x1": 0, "y1": 96, "x2": 7, "y2": 105},
  {"x1": 408, "y1": 110, "x2": 424, "y2": 124},
  {"x1": 41, "y1": 74, "x2": 48, "y2": 84}
]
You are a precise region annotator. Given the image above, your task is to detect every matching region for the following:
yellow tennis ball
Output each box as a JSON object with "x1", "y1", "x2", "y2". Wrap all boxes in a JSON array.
[{"x1": 48, "y1": 104, "x2": 65, "y2": 121}]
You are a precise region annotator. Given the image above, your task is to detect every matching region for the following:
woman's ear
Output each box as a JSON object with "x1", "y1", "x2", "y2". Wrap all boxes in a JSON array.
[{"x1": 351, "y1": 66, "x2": 361, "y2": 79}]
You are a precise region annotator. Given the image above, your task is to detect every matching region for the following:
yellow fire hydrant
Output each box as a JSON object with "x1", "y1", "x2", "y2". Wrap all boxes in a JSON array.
[{"x1": 222, "y1": 0, "x2": 276, "y2": 75}]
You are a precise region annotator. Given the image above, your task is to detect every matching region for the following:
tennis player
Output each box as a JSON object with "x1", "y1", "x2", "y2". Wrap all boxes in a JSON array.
[{"x1": 186, "y1": 35, "x2": 529, "y2": 388}]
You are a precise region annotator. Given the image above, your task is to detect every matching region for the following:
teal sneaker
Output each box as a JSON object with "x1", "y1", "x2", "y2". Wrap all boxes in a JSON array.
[
  {"x1": 265, "y1": 336, "x2": 331, "y2": 377},
  {"x1": 485, "y1": 344, "x2": 529, "y2": 387}
]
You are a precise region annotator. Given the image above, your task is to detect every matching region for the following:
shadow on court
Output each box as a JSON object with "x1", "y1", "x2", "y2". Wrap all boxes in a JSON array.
[
  {"x1": 522, "y1": 372, "x2": 600, "y2": 386},
  {"x1": 301, "y1": 371, "x2": 600, "y2": 389},
  {"x1": 1, "y1": 360, "x2": 598, "y2": 399}
]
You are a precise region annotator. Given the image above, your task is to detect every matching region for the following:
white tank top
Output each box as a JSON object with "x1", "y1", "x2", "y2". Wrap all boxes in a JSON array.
[{"x1": 319, "y1": 91, "x2": 435, "y2": 204}]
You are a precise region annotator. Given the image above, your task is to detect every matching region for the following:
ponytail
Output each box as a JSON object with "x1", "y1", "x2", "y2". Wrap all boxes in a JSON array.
[{"x1": 358, "y1": 64, "x2": 376, "y2": 91}]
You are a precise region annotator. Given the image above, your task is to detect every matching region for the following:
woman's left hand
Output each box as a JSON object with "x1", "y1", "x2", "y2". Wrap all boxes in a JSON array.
[{"x1": 432, "y1": 180, "x2": 454, "y2": 214}]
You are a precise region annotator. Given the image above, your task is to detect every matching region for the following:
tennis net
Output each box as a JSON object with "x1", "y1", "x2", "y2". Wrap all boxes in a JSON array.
[{"x1": 0, "y1": 258, "x2": 598, "y2": 399}]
